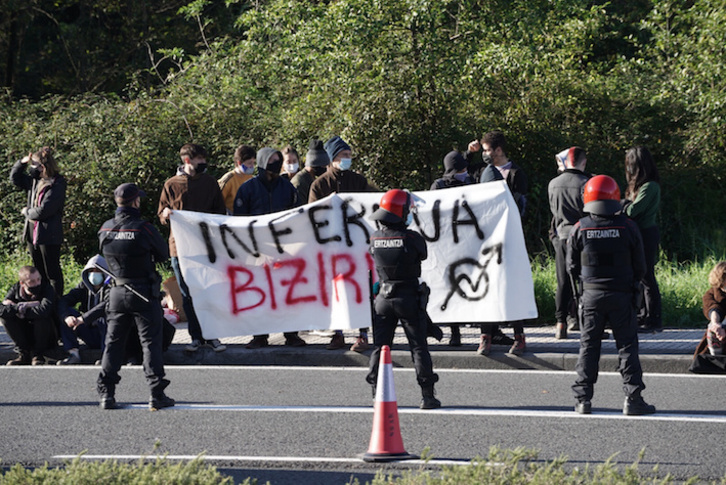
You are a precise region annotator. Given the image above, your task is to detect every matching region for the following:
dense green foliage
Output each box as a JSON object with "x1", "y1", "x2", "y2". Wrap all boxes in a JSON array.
[{"x1": 1, "y1": 0, "x2": 725, "y2": 262}]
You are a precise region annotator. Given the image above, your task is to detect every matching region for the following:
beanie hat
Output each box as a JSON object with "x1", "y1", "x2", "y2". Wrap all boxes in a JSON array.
[
  {"x1": 306, "y1": 139, "x2": 331, "y2": 168},
  {"x1": 324, "y1": 136, "x2": 351, "y2": 162},
  {"x1": 443, "y1": 151, "x2": 468, "y2": 175}
]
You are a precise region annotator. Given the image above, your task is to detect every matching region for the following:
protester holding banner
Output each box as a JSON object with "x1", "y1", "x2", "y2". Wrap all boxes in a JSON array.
[
  {"x1": 366, "y1": 189, "x2": 440, "y2": 409},
  {"x1": 234, "y1": 146, "x2": 307, "y2": 349},
  {"x1": 430, "y1": 150, "x2": 475, "y2": 347},
  {"x1": 474, "y1": 130, "x2": 528, "y2": 356},
  {"x1": 218, "y1": 145, "x2": 256, "y2": 214},
  {"x1": 309, "y1": 135, "x2": 373, "y2": 352},
  {"x1": 159, "y1": 143, "x2": 227, "y2": 353},
  {"x1": 291, "y1": 139, "x2": 330, "y2": 205},
  {"x1": 548, "y1": 147, "x2": 591, "y2": 339}
]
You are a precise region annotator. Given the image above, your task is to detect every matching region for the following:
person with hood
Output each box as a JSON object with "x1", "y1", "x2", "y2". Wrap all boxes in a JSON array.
[
  {"x1": 10, "y1": 147, "x2": 67, "y2": 297},
  {"x1": 234, "y1": 147, "x2": 307, "y2": 349},
  {"x1": 291, "y1": 139, "x2": 330, "y2": 205},
  {"x1": 159, "y1": 143, "x2": 227, "y2": 353},
  {"x1": 1, "y1": 265, "x2": 57, "y2": 365},
  {"x1": 56, "y1": 254, "x2": 111, "y2": 365},
  {"x1": 567, "y1": 175, "x2": 654, "y2": 416},
  {"x1": 366, "y1": 189, "x2": 440, "y2": 409},
  {"x1": 549, "y1": 147, "x2": 591, "y2": 339},
  {"x1": 430, "y1": 151, "x2": 475, "y2": 346},
  {"x1": 218, "y1": 145, "x2": 256, "y2": 214},
  {"x1": 309, "y1": 135, "x2": 373, "y2": 352}
]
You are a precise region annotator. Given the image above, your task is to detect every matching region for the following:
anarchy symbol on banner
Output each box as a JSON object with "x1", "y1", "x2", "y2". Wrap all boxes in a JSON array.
[{"x1": 440, "y1": 243, "x2": 503, "y2": 311}]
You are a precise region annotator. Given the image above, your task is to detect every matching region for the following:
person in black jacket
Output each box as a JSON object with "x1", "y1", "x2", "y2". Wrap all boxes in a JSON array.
[
  {"x1": 97, "y1": 183, "x2": 173, "y2": 411},
  {"x1": 567, "y1": 175, "x2": 655, "y2": 416},
  {"x1": 0, "y1": 265, "x2": 57, "y2": 365},
  {"x1": 56, "y1": 254, "x2": 111, "y2": 364},
  {"x1": 366, "y1": 189, "x2": 440, "y2": 409},
  {"x1": 10, "y1": 147, "x2": 67, "y2": 297}
]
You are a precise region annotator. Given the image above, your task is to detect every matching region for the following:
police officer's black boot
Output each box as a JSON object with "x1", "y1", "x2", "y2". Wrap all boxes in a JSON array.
[
  {"x1": 623, "y1": 393, "x2": 656, "y2": 416},
  {"x1": 99, "y1": 385, "x2": 118, "y2": 410},
  {"x1": 420, "y1": 385, "x2": 441, "y2": 410}
]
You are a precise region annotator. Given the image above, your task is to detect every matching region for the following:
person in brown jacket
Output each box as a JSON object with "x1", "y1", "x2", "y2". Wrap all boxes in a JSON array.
[
  {"x1": 158, "y1": 143, "x2": 227, "y2": 353},
  {"x1": 309, "y1": 136, "x2": 372, "y2": 352},
  {"x1": 702, "y1": 261, "x2": 726, "y2": 355}
]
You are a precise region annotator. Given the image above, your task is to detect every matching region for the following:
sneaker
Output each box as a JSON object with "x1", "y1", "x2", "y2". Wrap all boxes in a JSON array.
[
  {"x1": 491, "y1": 328, "x2": 514, "y2": 346},
  {"x1": 567, "y1": 315, "x2": 580, "y2": 331},
  {"x1": 185, "y1": 339, "x2": 202, "y2": 352},
  {"x1": 207, "y1": 339, "x2": 227, "y2": 352},
  {"x1": 326, "y1": 333, "x2": 345, "y2": 350},
  {"x1": 100, "y1": 396, "x2": 118, "y2": 410},
  {"x1": 707, "y1": 331, "x2": 724, "y2": 356},
  {"x1": 508, "y1": 335, "x2": 526, "y2": 356},
  {"x1": 150, "y1": 393, "x2": 176, "y2": 411},
  {"x1": 57, "y1": 353, "x2": 81, "y2": 365},
  {"x1": 6, "y1": 353, "x2": 31, "y2": 366},
  {"x1": 245, "y1": 336, "x2": 268, "y2": 349},
  {"x1": 575, "y1": 401, "x2": 592, "y2": 414},
  {"x1": 31, "y1": 356, "x2": 45, "y2": 366},
  {"x1": 350, "y1": 336, "x2": 369, "y2": 352},
  {"x1": 285, "y1": 334, "x2": 307, "y2": 347},
  {"x1": 555, "y1": 322, "x2": 567, "y2": 340},
  {"x1": 623, "y1": 395, "x2": 656, "y2": 416},
  {"x1": 476, "y1": 334, "x2": 491, "y2": 356}
]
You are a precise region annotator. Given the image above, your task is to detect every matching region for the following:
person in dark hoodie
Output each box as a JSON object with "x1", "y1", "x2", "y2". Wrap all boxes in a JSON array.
[
  {"x1": 159, "y1": 143, "x2": 227, "y2": 353},
  {"x1": 430, "y1": 151, "x2": 475, "y2": 346},
  {"x1": 56, "y1": 254, "x2": 111, "y2": 364},
  {"x1": 291, "y1": 139, "x2": 331, "y2": 205},
  {"x1": 10, "y1": 147, "x2": 67, "y2": 298},
  {"x1": 234, "y1": 147, "x2": 307, "y2": 349}
]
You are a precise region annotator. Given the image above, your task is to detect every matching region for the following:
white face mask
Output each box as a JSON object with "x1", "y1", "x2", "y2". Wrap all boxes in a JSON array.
[
  {"x1": 284, "y1": 162, "x2": 299, "y2": 174},
  {"x1": 338, "y1": 158, "x2": 352, "y2": 171},
  {"x1": 88, "y1": 272, "x2": 104, "y2": 286},
  {"x1": 237, "y1": 164, "x2": 255, "y2": 175}
]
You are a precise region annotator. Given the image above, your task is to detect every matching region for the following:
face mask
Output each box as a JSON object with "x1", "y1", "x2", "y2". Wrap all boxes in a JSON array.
[
  {"x1": 454, "y1": 172, "x2": 468, "y2": 182},
  {"x1": 26, "y1": 284, "x2": 42, "y2": 297},
  {"x1": 338, "y1": 158, "x2": 352, "y2": 171},
  {"x1": 313, "y1": 166, "x2": 327, "y2": 177},
  {"x1": 29, "y1": 166, "x2": 42, "y2": 180},
  {"x1": 237, "y1": 165, "x2": 255, "y2": 175},
  {"x1": 89, "y1": 272, "x2": 104, "y2": 286},
  {"x1": 195, "y1": 163, "x2": 208, "y2": 174},
  {"x1": 284, "y1": 163, "x2": 299, "y2": 174}
]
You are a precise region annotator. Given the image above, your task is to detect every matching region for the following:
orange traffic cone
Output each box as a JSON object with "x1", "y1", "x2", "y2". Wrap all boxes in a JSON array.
[{"x1": 362, "y1": 345, "x2": 416, "y2": 462}]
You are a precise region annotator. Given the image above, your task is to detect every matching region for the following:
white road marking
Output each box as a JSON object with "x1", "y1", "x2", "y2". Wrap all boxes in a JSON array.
[
  {"x1": 118, "y1": 403, "x2": 726, "y2": 423},
  {"x1": 51, "y1": 453, "x2": 475, "y2": 466}
]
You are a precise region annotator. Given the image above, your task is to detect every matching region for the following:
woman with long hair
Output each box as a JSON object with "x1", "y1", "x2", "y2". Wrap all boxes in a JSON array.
[
  {"x1": 624, "y1": 146, "x2": 662, "y2": 332},
  {"x1": 10, "y1": 146, "x2": 67, "y2": 297}
]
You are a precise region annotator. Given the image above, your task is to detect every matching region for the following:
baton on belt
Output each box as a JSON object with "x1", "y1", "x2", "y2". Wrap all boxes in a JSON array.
[{"x1": 93, "y1": 263, "x2": 150, "y2": 303}]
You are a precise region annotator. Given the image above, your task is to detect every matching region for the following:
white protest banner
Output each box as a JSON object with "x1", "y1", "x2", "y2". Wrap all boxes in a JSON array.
[{"x1": 170, "y1": 181, "x2": 537, "y2": 338}]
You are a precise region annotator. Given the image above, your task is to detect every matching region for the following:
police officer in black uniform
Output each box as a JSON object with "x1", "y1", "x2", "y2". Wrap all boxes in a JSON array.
[
  {"x1": 567, "y1": 175, "x2": 655, "y2": 416},
  {"x1": 366, "y1": 189, "x2": 440, "y2": 409},
  {"x1": 97, "y1": 183, "x2": 173, "y2": 410}
]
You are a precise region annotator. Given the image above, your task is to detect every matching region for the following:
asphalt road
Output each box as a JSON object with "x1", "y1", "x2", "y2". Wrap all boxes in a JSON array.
[{"x1": 0, "y1": 365, "x2": 724, "y2": 484}]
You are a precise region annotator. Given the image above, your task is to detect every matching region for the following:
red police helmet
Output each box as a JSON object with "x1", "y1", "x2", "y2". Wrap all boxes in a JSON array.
[
  {"x1": 371, "y1": 189, "x2": 412, "y2": 224},
  {"x1": 583, "y1": 174, "x2": 622, "y2": 215}
]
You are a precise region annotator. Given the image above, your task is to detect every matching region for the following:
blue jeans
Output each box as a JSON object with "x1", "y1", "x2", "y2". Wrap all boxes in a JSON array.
[{"x1": 170, "y1": 256, "x2": 205, "y2": 342}]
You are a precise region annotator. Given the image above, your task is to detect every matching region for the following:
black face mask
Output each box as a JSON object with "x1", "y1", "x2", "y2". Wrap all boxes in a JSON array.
[
  {"x1": 28, "y1": 166, "x2": 42, "y2": 179},
  {"x1": 26, "y1": 284, "x2": 42, "y2": 297},
  {"x1": 266, "y1": 161, "x2": 282, "y2": 174},
  {"x1": 195, "y1": 163, "x2": 208, "y2": 174},
  {"x1": 313, "y1": 166, "x2": 327, "y2": 177}
]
